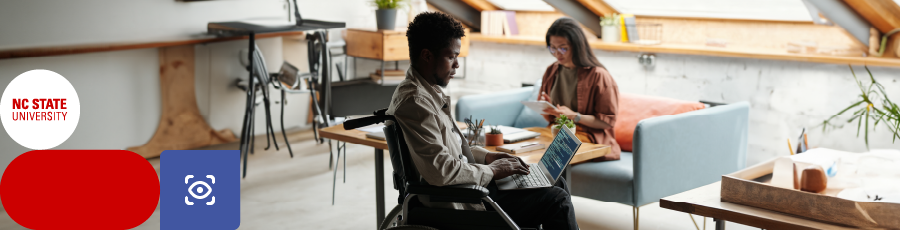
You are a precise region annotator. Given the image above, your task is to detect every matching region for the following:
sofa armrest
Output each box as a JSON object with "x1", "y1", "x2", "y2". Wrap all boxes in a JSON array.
[
  {"x1": 631, "y1": 102, "x2": 749, "y2": 206},
  {"x1": 456, "y1": 87, "x2": 533, "y2": 127}
]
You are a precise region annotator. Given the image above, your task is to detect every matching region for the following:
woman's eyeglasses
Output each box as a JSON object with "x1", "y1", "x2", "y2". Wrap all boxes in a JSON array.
[{"x1": 548, "y1": 46, "x2": 568, "y2": 55}]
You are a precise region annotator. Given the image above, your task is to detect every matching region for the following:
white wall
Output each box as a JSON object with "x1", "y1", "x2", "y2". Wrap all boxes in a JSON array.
[
  {"x1": 0, "y1": 0, "x2": 288, "y2": 50},
  {"x1": 450, "y1": 41, "x2": 900, "y2": 167}
]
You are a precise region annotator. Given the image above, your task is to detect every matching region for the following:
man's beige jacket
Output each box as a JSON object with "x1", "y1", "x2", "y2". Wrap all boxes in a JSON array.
[{"x1": 386, "y1": 67, "x2": 494, "y2": 210}]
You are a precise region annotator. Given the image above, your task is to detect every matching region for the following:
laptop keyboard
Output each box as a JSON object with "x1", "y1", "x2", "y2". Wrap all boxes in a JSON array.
[{"x1": 512, "y1": 163, "x2": 550, "y2": 188}]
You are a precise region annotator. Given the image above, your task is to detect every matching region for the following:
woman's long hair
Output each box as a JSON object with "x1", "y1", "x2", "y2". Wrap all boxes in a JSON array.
[{"x1": 545, "y1": 17, "x2": 604, "y2": 68}]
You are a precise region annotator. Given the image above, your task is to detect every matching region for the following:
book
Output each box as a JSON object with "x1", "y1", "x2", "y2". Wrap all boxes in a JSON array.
[
  {"x1": 481, "y1": 11, "x2": 490, "y2": 36},
  {"x1": 480, "y1": 11, "x2": 518, "y2": 36},
  {"x1": 496, "y1": 142, "x2": 545, "y2": 154},
  {"x1": 619, "y1": 14, "x2": 629, "y2": 42},
  {"x1": 502, "y1": 12, "x2": 511, "y2": 36},
  {"x1": 505, "y1": 11, "x2": 518, "y2": 35},
  {"x1": 623, "y1": 14, "x2": 639, "y2": 43}
]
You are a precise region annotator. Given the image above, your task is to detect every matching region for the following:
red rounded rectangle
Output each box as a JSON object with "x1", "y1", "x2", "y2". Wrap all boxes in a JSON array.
[{"x1": 1, "y1": 150, "x2": 159, "y2": 229}]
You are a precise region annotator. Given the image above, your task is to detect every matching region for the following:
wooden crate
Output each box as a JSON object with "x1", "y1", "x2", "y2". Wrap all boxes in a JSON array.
[
  {"x1": 721, "y1": 158, "x2": 900, "y2": 229},
  {"x1": 346, "y1": 28, "x2": 469, "y2": 61}
]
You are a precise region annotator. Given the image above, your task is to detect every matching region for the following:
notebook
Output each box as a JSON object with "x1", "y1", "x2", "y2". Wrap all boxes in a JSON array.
[{"x1": 496, "y1": 142, "x2": 545, "y2": 154}]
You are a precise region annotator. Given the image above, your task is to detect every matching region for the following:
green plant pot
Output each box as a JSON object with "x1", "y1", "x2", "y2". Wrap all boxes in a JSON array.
[
  {"x1": 485, "y1": 133, "x2": 504, "y2": 146},
  {"x1": 550, "y1": 125, "x2": 575, "y2": 138},
  {"x1": 375, "y1": 9, "x2": 397, "y2": 30}
]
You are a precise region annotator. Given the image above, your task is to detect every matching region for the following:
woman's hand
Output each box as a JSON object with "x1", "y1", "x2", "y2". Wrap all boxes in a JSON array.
[
  {"x1": 538, "y1": 92, "x2": 552, "y2": 102},
  {"x1": 543, "y1": 105, "x2": 578, "y2": 118}
]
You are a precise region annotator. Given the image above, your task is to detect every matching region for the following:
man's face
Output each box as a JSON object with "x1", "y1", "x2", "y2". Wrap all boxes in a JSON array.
[{"x1": 430, "y1": 38, "x2": 461, "y2": 87}]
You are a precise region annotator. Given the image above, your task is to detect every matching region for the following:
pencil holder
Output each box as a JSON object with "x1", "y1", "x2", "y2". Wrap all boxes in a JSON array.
[{"x1": 468, "y1": 127, "x2": 485, "y2": 147}]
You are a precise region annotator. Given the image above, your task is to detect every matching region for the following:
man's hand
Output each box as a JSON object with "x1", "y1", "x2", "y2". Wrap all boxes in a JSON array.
[
  {"x1": 488, "y1": 158, "x2": 530, "y2": 180},
  {"x1": 485, "y1": 152, "x2": 524, "y2": 165}
]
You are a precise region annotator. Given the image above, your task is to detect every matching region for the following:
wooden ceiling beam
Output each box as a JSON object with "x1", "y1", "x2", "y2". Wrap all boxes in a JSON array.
[
  {"x1": 460, "y1": 0, "x2": 498, "y2": 11},
  {"x1": 843, "y1": 0, "x2": 900, "y2": 57},
  {"x1": 843, "y1": 0, "x2": 900, "y2": 33},
  {"x1": 575, "y1": 0, "x2": 618, "y2": 17}
]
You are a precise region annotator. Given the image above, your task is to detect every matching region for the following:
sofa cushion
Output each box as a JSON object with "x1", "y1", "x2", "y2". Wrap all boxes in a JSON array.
[
  {"x1": 513, "y1": 79, "x2": 549, "y2": 128},
  {"x1": 456, "y1": 88, "x2": 532, "y2": 127},
  {"x1": 570, "y1": 151, "x2": 634, "y2": 206},
  {"x1": 615, "y1": 94, "x2": 705, "y2": 152}
]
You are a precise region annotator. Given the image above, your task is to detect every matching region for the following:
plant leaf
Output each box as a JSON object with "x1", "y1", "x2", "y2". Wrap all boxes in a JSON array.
[
  {"x1": 857, "y1": 110, "x2": 864, "y2": 137},
  {"x1": 865, "y1": 110, "x2": 870, "y2": 150},
  {"x1": 837, "y1": 100, "x2": 866, "y2": 116}
]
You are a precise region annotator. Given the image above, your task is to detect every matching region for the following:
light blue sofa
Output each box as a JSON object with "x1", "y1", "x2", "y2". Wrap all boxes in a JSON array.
[{"x1": 456, "y1": 86, "x2": 749, "y2": 229}]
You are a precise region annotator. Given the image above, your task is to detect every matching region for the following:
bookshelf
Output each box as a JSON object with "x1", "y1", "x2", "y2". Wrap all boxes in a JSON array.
[{"x1": 468, "y1": 33, "x2": 900, "y2": 67}]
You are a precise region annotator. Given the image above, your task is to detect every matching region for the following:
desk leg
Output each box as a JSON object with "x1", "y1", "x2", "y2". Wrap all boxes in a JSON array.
[
  {"x1": 127, "y1": 45, "x2": 237, "y2": 159},
  {"x1": 375, "y1": 148, "x2": 385, "y2": 229},
  {"x1": 714, "y1": 218, "x2": 725, "y2": 230}
]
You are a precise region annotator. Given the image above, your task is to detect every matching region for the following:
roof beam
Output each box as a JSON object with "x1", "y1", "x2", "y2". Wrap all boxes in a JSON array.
[
  {"x1": 843, "y1": 0, "x2": 900, "y2": 33},
  {"x1": 843, "y1": 0, "x2": 900, "y2": 57},
  {"x1": 427, "y1": 0, "x2": 482, "y2": 30},
  {"x1": 542, "y1": 0, "x2": 604, "y2": 37},
  {"x1": 575, "y1": 0, "x2": 618, "y2": 17},
  {"x1": 460, "y1": 0, "x2": 498, "y2": 11}
]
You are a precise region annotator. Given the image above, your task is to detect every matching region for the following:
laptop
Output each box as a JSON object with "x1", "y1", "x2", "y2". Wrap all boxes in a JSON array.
[{"x1": 496, "y1": 125, "x2": 582, "y2": 190}]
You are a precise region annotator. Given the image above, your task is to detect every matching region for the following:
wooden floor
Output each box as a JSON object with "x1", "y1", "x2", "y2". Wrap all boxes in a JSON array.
[{"x1": 0, "y1": 130, "x2": 758, "y2": 230}]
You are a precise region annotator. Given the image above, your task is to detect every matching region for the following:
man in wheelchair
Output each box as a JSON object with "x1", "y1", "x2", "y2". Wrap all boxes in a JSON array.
[{"x1": 384, "y1": 12, "x2": 578, "y2": 230}]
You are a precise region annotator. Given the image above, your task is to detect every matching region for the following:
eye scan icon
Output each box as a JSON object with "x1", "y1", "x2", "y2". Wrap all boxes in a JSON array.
[
  {"x1": 161, "y1": 150, "x2": 239, "y2": 230},
  {"x1": 185, "y1": 175, "x2": 215, "y2": 205}
]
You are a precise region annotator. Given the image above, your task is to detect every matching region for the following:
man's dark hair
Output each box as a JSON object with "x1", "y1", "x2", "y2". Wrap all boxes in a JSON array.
[{"x1": 406, "y1": 12, "x2": 466, "y2": 64}]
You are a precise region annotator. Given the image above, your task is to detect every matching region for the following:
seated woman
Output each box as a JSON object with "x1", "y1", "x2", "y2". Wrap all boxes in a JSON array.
[{"x1": 539, "y1": 17, "x2": 621, "y2": 161}]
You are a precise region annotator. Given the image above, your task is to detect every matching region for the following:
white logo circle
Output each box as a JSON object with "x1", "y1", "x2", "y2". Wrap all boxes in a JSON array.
[{"x1": 0, "y1": 69, "x2": 80, "y2": 150}]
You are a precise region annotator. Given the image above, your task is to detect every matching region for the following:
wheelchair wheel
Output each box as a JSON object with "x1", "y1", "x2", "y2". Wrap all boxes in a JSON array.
[
  {"x1": 380, "y1": 204, "x2": 403, "y2": 229},
  {"x1": 380, "y1": 204, "x2": 439, "y2": 230}
]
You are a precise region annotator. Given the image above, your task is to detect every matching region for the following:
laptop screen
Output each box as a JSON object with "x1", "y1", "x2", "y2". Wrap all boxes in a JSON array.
[{"x1": 540, "y1": 127, "x2": 581, "y2": 180}]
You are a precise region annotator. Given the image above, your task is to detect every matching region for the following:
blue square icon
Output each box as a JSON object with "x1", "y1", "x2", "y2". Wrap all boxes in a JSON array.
[{"x1": 161, "y1": 150, "x2": 240, "y2": 230}]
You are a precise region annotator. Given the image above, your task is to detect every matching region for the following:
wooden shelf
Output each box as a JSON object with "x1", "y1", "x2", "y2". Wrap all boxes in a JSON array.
[
  {"x1": 469, "y1": 33, "x2": 900, "y2": 67},
  {"x1": 0, "y1": 31, "x2": 305, "y2": 60}
]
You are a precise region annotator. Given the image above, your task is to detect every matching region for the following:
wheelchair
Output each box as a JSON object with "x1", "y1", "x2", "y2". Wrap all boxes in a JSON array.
[{"x1": 343, "y1": 109, "x2": 539, "y2": 230}]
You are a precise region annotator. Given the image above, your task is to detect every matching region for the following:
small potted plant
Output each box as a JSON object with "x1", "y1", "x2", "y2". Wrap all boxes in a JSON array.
[
  {"x1": 551, "y1": 115, "x2": 576, "y2": 137},
  {"x1": 372, "y1": 0, "x2": 406, "y2": 30},
  {"x1": 600, "y1": 13, "x2": 619, "y2": 43},
  {"x1": 486, "y1": 125, "x2": 504, "y2": 146}
]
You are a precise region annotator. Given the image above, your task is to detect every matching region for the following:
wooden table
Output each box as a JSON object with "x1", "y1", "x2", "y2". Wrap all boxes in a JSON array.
[
  {"x1": 659, "y1": 181, "x2": 858, "y2": 230},
  {"x1": 319, "y1": 124, "x2": 610, "y2": 228}
]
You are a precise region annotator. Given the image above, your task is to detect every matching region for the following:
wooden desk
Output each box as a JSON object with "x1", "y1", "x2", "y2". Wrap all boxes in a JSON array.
[
  {"x1": 318, "y1": 124, "x2": 610, "y2": 228},
  {"x1": 319, "y1": 125, "x2": 610, "y2": 164},
  {"x1": 659, "y1": 181, "x2": 858, "y2": 230}
]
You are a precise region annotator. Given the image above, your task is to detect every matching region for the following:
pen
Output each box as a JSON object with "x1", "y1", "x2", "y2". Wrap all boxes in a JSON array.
[{"x1": 787, "y1": 138, "x2": 793, "y2": 155}]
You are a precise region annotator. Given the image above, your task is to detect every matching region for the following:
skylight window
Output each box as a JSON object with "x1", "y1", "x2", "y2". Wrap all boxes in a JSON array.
[
  {"x1": 487, "y1": 0, "x2": 556, "y2": 12},
  {"x1": 604, "y1": 0, "x2": 813, "y2": 22}
]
